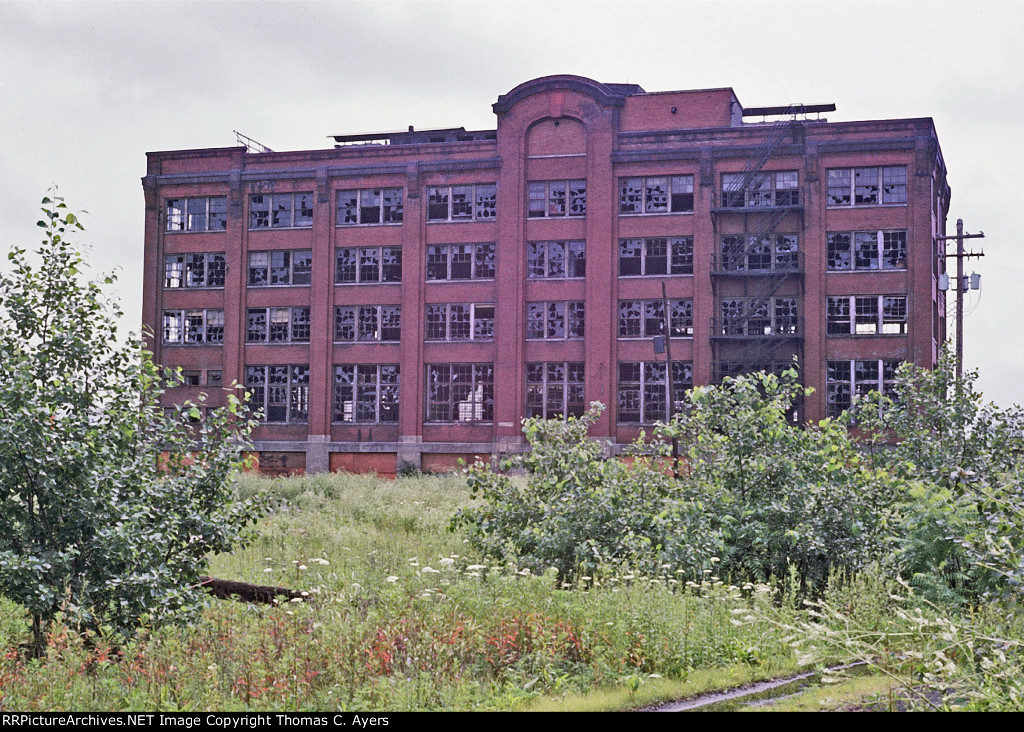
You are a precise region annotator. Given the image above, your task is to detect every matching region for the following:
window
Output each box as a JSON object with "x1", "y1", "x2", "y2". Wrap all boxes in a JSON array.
[
  {"x1": 248, "y1": 250, "x2": 313, "y2": 286},
  {"x1": 336, "y1": 188, "x2": 403, "y2": 225},
  {"x1": 826, "y1": 360, "x2": 900, "y2": 418},
  {"x1": 827, "y1": 296, "x2": 908, "y2": 335},
  {"x1": 619, "y1": 176, "x2": 693, "y2": 214},
  {"x1": 164, "y1": 253, "x2": 226, "y2": 288},
  {"x1": 245, "y1": 365, "x2": 309, "y2": 423},
  {"x1": 526, "y1": 302, "x2": 585, "y2": 340},
  {"x1": 427, "y1": 184, "x2": 496, "y2": 221},
  {"x1": 165, "y1": 197, "x2": 227, "y2": 232},
  {"x1": 618, "y1": 299, "x2": 693, "y2": 338},
  {"x1": 249, "y1": 192, "x2": 314, "y2": 229},
  {"x1": 826, "y1": 166, "x2": 907, "y2": 206},
  {"x1": 527, "y1": 180, "x2": 587, "y2": 218},
  {"x1": 334, "y1": 305, "x2": 401, "y2": 342},
  {"x1": 617, "y1": 361, "x2": 693, "y2": 423},
  {"x1": 426, "y1": 243, "x2": 495, "y2": 280},
  {"x1": 526, "y1": 362, "x2": 585, "y2": 419},
  {"x1": 335, "y1": 247, "x2": 402, "y2": 284},
  {"x1": 246, "y1": 307, "x2": 311, "y2": 343},
  {"x1": 718, "y1": 234, "x2": 799, "y2": 271},
  {"x1": 425, "y1": 304, "x2": 494, "y2": 341},
  {"x1": 162, "y1": 309, "x2": 224, "y2": 345},
  {"x1": 333, "y1": 364, "x2": 400, "y2": 423},
  {"x1": 526, "y1": 240, "x2": 586, "y2": 279},
  {"x1": 179, "y1": 370, "x2": 201, "y2": 386},
  {"x1": 827, "y1": 231, "x2": 907, "y2": 271},
  {"x1": 718, "y1": 298, "x2": 799, "y2": 336},
  {"x1": 425, "y1": 363, "x2": 494, "y2": 423},
  {"x1": 207, "y1": 370, "x2": 223, "y2": 386},
  {"x1": 720, "y1": 171, "x2": 798, "y2": 208},
  {"x1": 619, "y1": 237, "x2": 693, "y2": 276}
]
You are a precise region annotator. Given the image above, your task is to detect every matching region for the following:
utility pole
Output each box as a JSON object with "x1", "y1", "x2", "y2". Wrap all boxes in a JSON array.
[
  {"x1": 661, "y1": 282, "x2": 680, "y2": 478},
  {"x1": 938, "y1": 218, "x2": 984, "y2": 383}
]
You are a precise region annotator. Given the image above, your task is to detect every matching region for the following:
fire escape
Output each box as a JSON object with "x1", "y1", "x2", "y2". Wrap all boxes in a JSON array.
[{"x1": 709, "y1": 106, "x2": 808, "y2": 386}]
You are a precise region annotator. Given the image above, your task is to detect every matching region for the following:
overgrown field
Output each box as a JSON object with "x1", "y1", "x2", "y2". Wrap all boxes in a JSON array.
[
  {"x1": 0, "y1": 468, "x2": 1021, "y2": 711},
  {"x1": 0, "y1": 471, "x2": 808, "y2": 711}
]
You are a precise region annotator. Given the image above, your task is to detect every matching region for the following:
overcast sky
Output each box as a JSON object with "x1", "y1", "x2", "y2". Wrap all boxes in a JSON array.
[{"x1": 1, "y1": 0, "x2": 1021, "y2": 406}]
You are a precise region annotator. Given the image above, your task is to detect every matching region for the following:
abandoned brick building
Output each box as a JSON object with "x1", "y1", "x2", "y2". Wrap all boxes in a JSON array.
[{"x1": 141, "y1": 74, "x2": 951, "y2": 476}]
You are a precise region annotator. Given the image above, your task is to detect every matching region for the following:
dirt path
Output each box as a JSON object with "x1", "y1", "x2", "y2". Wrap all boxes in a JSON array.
[{"x1": 651, "y1": 662, "x2": 869, "y2": 711}]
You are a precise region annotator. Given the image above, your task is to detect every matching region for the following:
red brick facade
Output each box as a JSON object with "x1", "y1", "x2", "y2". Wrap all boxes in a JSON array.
[{"x1": 142, "y1": 75, "x2": 950, "y2": 475}]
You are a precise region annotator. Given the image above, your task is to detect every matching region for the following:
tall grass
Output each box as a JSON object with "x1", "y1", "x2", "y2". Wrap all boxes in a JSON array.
[{"x1": 0, "y1": 472, "x2": 804, "y2": 711}]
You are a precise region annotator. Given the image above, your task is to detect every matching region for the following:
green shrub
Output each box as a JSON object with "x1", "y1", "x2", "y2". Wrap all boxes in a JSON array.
[{"x1": 454, "y1": 370, "x2": 899, "y2": 589}]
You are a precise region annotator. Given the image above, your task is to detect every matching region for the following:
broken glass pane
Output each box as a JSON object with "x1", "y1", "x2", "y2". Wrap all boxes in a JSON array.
[
  {"x1": 271, "y1": 195, "x2": 292, "y2": 227},
  {"x1": 334, "y1": 307, "x2": 355, "y2": 341}
]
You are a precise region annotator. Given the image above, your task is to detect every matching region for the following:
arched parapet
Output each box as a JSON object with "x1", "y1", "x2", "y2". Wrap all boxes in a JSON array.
[{"x1": 493, "y1": 75, "x2": 638, "y2": 114}]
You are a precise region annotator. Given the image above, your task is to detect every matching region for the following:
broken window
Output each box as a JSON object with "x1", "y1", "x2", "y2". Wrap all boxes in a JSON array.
[
  {"x1": 525, "y1": 362, "x2": 585, "y2": 419},
  {"x1": 246, "y1": 365, "x2": 309, "y2": 423},
  {"x1": 424, "y1": 303, "x2": 494, "y2": 341},
  {"x1": 882, "y1": 167, "x2": 907, "y2": 204},
  {"x1": 336, "y1": 188, "x2": 404, "y2": 225},
  {"x1": 618, "y1": 301, "x2": 643, "y2": 338},
  {"x1": 164, "y1": 255, "x2": 186, "y2": 288},
  {"x1": 526, "y1": 240, "x2": 586, "y2": 279},
  {"x1": 426, "y1": 183, "x2": 497, "y2": 221},
  {"x1": 333, "y1": 364, "x2": 400, "y2": 423},
  {"x1": 525, "y1": 301, "x2": 585, "y2": 340},
  {"x1": 882, "y1": 231, "x2": 908, "y2": 269},
  {"x1": 334, "y1": 307, "x2": 355, "y2": 341},
  {"x1": 619, "y1": 175, "x2": 693, "y2": 215},
  {"x1": 827, "y1": 230, "x2": 906, "y2": 271},
  {"x1": 618, "y1": 237, "x2": 695, "y2": 277},
  {"x1": 854, "y1": 297, "x2": 879, "y2": 335},
  {"x1": 827, "y1": 166, "x2": 907, "y2": 207},
  {"x1": 246, "y1": 307, "x2": 311, "y2": 343},
  {"x1": 247, "y1": 250, "x2": 312, "y2": 286},
  {"x1": 826, "y1": 233, "x2": 852, "y2": 270},
  {"x1": 425, "y1": 243, "x2": 495, "y2": 281},
  {"x1": 717, "y1": 298, "x2": 799, "y2": 336},
  {"x1": 165, "y1": 197, "x2": 228, "y2": 233},
  {"x1": 854, "y1": 168, "x2": 879, "y2": 206},
  {"x1": 882, "y1": 296, "x2": 908, "y2": 334},
  {"x1": 380, "y1": 306, "x2": 401, "y2": 341},
  {"x1": 826, "y1": 169, "x2": 852, "y2": 206},
  {"x1": 826, "y1": 297, "x2": 851, "y2": 335},
  {"x1": 248, "y1": 192, "x2": 314, "y2": 229},
  {"x1": 826, "y1": 359, "x2": 901, "y2": 418},
  {"x1": 180, "y1": 370, "x2": 202, "y2": 386},
  {"x1": 526, "y1": 180, "x2": 586, "y2": 218},
  {"x1": 720, "y1": 171, "x2": 798, "y2": 208},
  {"x1": 476, "y1": 185, "x2": 497, "y2": 219},
  {"x1": 826, "y1": 296, "x2": 908, "y2": 335},
  {"x1": 335, "y1": 246, "x2": 402, "y2": 284},
  {"x1": 617, "y1": 360, "x2": 693, "y2": 423},
  {"x1": 162, "y1": 309, "x2": 224, "y2": 345},
  {"x1": 164, "y1": 253, "x2": 225, "y2": 288},
  {"x1": 333, "y1": 305, "x2": 400, "y2": 342},
  {"x1": 774, "y1": 298, "x2": 798, "y2": 334},
  {"x1": 207, "y1": 370, "x2": 222, "y2": 386},
  {"x1": 618, "y1": 299, "x2": 693, "y2": 338},
  {"x1": 717, "y1": 235, "x2": 799, "y2": 272},
  {"x1": 425, "y1": 363, "x2": 494, "y2": 423}
]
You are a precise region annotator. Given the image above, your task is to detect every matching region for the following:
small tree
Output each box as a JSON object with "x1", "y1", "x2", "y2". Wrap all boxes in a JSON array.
[
  {"x1": 855, "y1": 354, "x2": 1024, "y2": 603},
  {"x1": 0, "y1": 195, "x2": 266, "y2": 655},
  {"x1": 660, "y1": 369, "x2": 899, "y2": 587}
]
